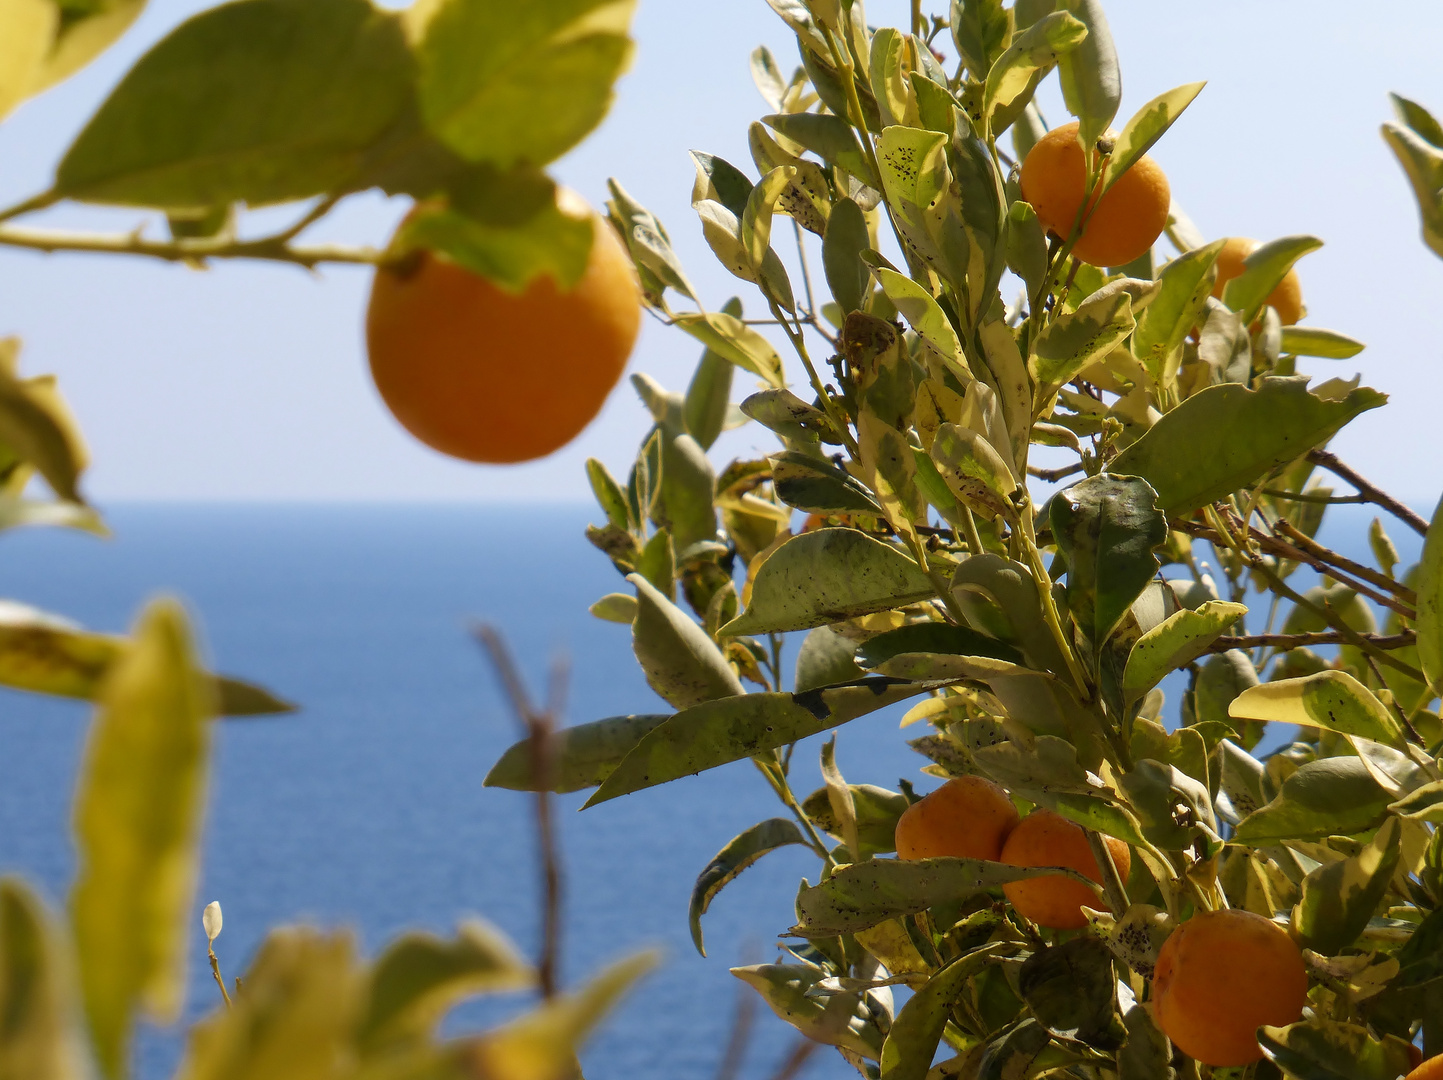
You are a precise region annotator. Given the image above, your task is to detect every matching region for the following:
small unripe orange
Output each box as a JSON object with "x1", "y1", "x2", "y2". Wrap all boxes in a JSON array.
[
  {"x1": 1152, "y1": 908, "x2": 1308, "y2": 1067},
  {"x1": 894, "y1": 776, "x2": 1019, "y2": 862},
  {"x1": 999, "y1": 808, "x2": 1130, "y2": 930}
]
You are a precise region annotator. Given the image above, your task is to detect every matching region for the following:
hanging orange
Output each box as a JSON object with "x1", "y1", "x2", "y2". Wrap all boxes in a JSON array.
[
  {"x1": 1019, "y1": 120, "x2": 1171, "y2": 268},
  {"x1": 365, "y1": 200, "x2": 641, "y2": 464},
  {"x1": 1212, "y1": 236, "x2": 1305, "y2": 325},
  {"x1": 999, "y1": 807, "x2": 1130, "y2": 930},
  {"x1": 893, "y1": 775, "x2": 1019, "y2": 861}
]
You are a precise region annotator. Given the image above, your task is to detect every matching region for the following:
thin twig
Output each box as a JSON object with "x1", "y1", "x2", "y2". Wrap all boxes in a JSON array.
[
  {"x1": 713, "y1": 973, "x2": 758, "y2": 1080},
  {"x1": 208, "y1": 945, "x2": 232, "y2": 1009},
  {"x1": 0, "y1": 189, "x2": 59, "y2": 223},
  {"x1": 1027, "y1": 462, "x2": 1085, "y2": 483},
  {"x1": 1272, "y1": 518, "x2": 1417, "y2": 606},
  {"x1": 1362, "y1": 651, "x2": 1427, "y2": 747},
  {"x1": 769, "y1": 1035, "x2": 819, "y2": 1080},
  {"x1": 1260, "y1": 488, "x2": 1369, "y2": 507},
  {"x1": 473, "y1": 624, "x2": 565, "y2": 1000},
  {"x1": 1207, "y1": 630, "x2": 1417, "y2": 653},
  {"x1": 1308, "y1": 449, "x2": 1429, "y2": 537},
  {"x1": 0, "y1": 223, "x2": 377, "y2": 268}
]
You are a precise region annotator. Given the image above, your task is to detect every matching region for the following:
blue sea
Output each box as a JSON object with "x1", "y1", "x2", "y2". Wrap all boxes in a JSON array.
[
  {"x1": 0, "y1": 502, "x2": 1423, "y2": 1079},
  {"x1": 0, "y1": 503, "x2": 925, "y2": 1080}
]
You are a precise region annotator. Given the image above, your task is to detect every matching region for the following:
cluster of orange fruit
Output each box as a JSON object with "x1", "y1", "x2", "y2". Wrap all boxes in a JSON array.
[
  {"x1": 1020, "y1": 121, "x2": 1303, "y2": 321},
  {"x1": 894, "y1": 777, "x2": 1309, "y2": 1068}
]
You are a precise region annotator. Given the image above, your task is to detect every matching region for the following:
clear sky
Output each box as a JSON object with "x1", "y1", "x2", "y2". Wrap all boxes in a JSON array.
[{"x1": 1, "y1": 0, "x2": 1440, "y2": 504}]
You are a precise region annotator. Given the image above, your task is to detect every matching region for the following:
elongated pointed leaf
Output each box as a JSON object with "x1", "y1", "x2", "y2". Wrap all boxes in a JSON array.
[
  {"x1": 671, "y1": 312, "x2": 785, "y2": 388},
  {"x1": 1130, "y1": 239, "x2": 1225, "y2": 386},
  {"x1": 1109, "y1": 377, "x2": 1386, "y2": 514},
  {"x1": 630, "y1": 574, "x2": 743, "y2": 709},
  {"x1": 484, "y1": 714, "x2": 669, "y2": 793},
  {"x1": 1279, "y1": 326, "x2": 1365, "y2": 359},
  {"x1": 876, "y1": 269, "x2": 967, "y2": 373},
  {"x1": 1292, "y1": 818, "x2": 1402, "y2": 956},
  {"x1": 763, "y1": 112, "x2": 877, "y2": 187},
  {"x1": 1221, "y1": 235, "x2": 1323, "y2": 324},
  {"x1": 0, "y1": 880, "x2": 86, "y2": 1080},
  {"x1": 880, "y1": 945, "x2": 1008, "y2": 1080},
  {"x1": 730, "y1": 964, "x2": 884, "y2": 1059},
  {"x1": 684, "y1": 298, "x2": 740, "y2": 450},
  {"x1": 1030, "y1": 288, "x2": 1134, "y2": 393},
  {"x1": 357, "y1": 921, "x2": 534, "y2": 1051},
  {"x1": 1416, "y1": 495, "x2": 1443, "y2": 694},
  {"x1": 1233, "y1": 757, "x2": 1391, "y2": 844},
  {"x1": 1384, "y1": 120, "x2": 1443, "y2": 259},
  {"x1": 930, "y1": 423, "x2": 1019, "y2": 522},
  {"x1": 855, "y1": 623, "x2": 1022, "y2": 668},
  {"x1": 1101, "y1": 82, "x2": 1206, "y2": 196},
  {"x1": 1121, "y1": 600, "x2": 1247, "y2": 703},
  {"x1": 689, "y1": 819, "x2": 806, "y2": 956},
  {"x1": 1258, "y1": 1019, "x2": 1415, "y2": 1080},
  {"x1": 770, "y1": 451, "x2": 884, "y2": 516},
  {"x1": 585, "y1": 679, "x2": 948, "y2": 806},
  {"x1": 794, "y1": 857, "x2": 1094, "y2": 935},
  {"x1": 71, "y1": 600, "x2": 213, "y2": 1078},
  {"x1": 823, "y1": 198, "x2": 872, "y2": 315},
  {"x1": 982, "y1": 11, "x2": 1087, "y2": 125},
  {"x1": 1229, "y1": 671, "x2": 1404, "y2": 746},
  {"x1": 1056, "y1": 0, "x2": 1119, "y2": 148},
  {"x1": 720, "y1": 529, "x2": 934, "y2": 637}
]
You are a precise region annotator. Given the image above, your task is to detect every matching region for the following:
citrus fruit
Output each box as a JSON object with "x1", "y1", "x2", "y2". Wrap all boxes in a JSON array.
[
  {"x1": 1212, "y1": 236, "x2": 1305, "y2": 325},
  {"x1": 1152, "y1": 908, "x2": 1308, "y2": 1067},
  {"x1": 1406, "y1": 1053, "x2": 1443, "y2": 1080},
  {"x1": 999, "y1": 808, "x2": 1130, "y2": 930},
  {"x1": 365, "y1": 199, "x2": 641, "y2": 463},
  {"x1": 894, "y1": 775, "x2": 1019, "y2": 861},
  {"x1": 1019, "y1": 120, "x2": 1171, "y2": 268}
]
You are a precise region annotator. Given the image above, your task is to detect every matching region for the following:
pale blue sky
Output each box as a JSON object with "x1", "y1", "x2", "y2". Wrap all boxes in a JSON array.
[{"x1": 1, "y1": 0, "x2": 1440, "y2": 503}]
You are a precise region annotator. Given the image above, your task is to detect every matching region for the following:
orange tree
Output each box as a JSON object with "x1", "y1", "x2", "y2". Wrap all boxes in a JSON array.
[
  {"x1": 0, "y1": 0, "x2": 657, "y2": 1077},
  {"x1": 481, "y1": 1, "x2": 1443, "y2": 1077}
]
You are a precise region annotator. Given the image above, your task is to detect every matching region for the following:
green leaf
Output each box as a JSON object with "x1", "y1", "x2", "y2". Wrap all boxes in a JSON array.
[
  {"x1": 1006, "y1": 201, "x2": 1049, "y2": 299},
  {"x1": 0, "y1": 879, "x2": 86, "y2": 1079},
  {"x1": 1109, "y1": 377, "x2": 1386, "y2": 515},
  {"x1": 977, "y1": 1019, "x2": 1050, "y2": 1080},
  {"x1": 741, "y1": 389, "x2": 834, "y2": 443},
  {"x1": 950, "y1": 554, "x2": 1069, "y2": 676},
  {"x1": 855, "y1": 623, "x2": 1023, "y2": 668},
  {"x1": 395, "y1": 187, "x2": 596, "y2": 292},
  {"x1": 1117, "y1": 1004, "x2": 1172, "y2": 1080},
  {"x1": 1030, "y1": 287, "x2": 1135, "y2": 394},
  {"x1": 1221, "y1": 235, "x2": 1324, "y2": 324},
  {"x1": 1121, "y1": 600, "x2": 1247, "y2": 704},
  {"x1": 471, "y1": 951, "x2": 659, "y2": 1080},
  {"x1": 690, "y1": 151, "x2": 753, "y2": 219},
  {"x1": 930, "y1": 423, "x2": 1019, "y2": 522},
  {"x1": 0, "y1": 339, "x2": 88, "y2": 504},
  {"x1": 794, "y1": 626, "x2": 864, "y2": 693},
  {"x1": 742, "y1": 165, "x2": 796, "y2": 270},
  {"x1": 1130, "y1": 239, "x2": 1225, "y2": 387},
  {"x1": 585, "y1": 679, "x2": 946, "y2": 807},
  {"x1": 483, "y1": 714, "x2": 668, "y2": 793},
  {"x1": 606, "y1": 178, "x2": 698, "y2": 302},
  {"x1": 357, "y1": 921, "x2": 533, "y2": 1051},
  {"x1": 769, "y1": 451, "x2": 884, "y2": 516},
  {"x1": 823, "y1": 198, "x2": 872, "y2": 316},
  {"x1": 657, "y1": 433, "x2": 716, "y2": 553},
  {"x1": 671, "y1": 312, "x2": 786, "y2": 388},
  {"x1": 1292, "y1": 817, "x2": 1402, "y2": 956},
  {"x1": 1385, "y1": 116, "x2": 1443, "y2": 260},
  {"x1": 684, "y1": 298, "x2": 739, "y2": 451},
  {"x1": 0, "y1": 0, "x2": 59, "y2": 122},
  {"x1": 763, "y1": 111, "x2": 878, "y2": 187},
  {"x1": 629, "y1": 573, "x2": 743, "y2": 710},
  {"x1": 409, "y1": 0, "x2": 634, "y2": 169},
  {"x1": 1050, "y1": 474, "x2": 1166, "y2": 647},
  {"x1": 1055, "y1": 0, "x2": 1119, "y2": 148},
  {"x1": 213, "y1": 675, "x2": 295, "y2": 717},
  {"x1": 730, "y1": 964, "x2": 884, "y2": 1059},
  {"x1": 982, "y1": 11, "x2": 1087, "y2": 128},
  {"x1": 56, "y1": 0, "x2": 414, "y2": 208},
  {"x1": 1018, "y1": 937, "x2": 1117, "y2": 1040},
  {"x1": 1259, "y1": 1018, "x2": 1415, "y2": 1080},
  {"x1": 586, "y1": 458, "x2": 631, "y2": 531},
  {"x1": 880, "y1": 946, "x2": 1007, "y2": 1080},
  {"x1": 1392, "y1": 92, "x2": 1443, "y2": 149},
  {"x1": 719, "y1": 529, "x2": 934, "y2": 637},
  {"x1": 1233, "y1": 756, "x2": 1391, "y2": 844},
  {"x1": 950, "y1": 0, "x2": 1011, "y2": 80},
  {"x1": 71, "y1": 599, "x2": 213, "y2": 1078},
  {"x1": 1417, "y1": 495, "x2": 1443, "y2": 694},
  {"x1": 875, "y1": 269, "x2": 967, "y2": 375},
  {"x1": 177, "y1": 928, "x2": 360, "y2": 1080},
  {"x1": 1228, "y1": 670, "x2": 1405, "y2": 746},
  {"x1": 1100, "y1": 82, "x2": 1206, "y2": 197},
  {"x1": 1279, "y1": 326, "x2": 1365, "y2": 359},
  {"x1": 800, "y1": 783, "x2": 907, "y2": 854},
  {"x1": 794, "y1": 857, "x2": 1094, "y2": 935},
  {"x1": 689, "y1": 819, "x2": 807, "y2": 957}
]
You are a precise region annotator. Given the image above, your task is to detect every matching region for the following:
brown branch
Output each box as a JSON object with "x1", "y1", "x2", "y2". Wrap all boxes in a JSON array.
[
  {"x1": 1207, "y1": 630, "x2": 1417, "y2": 653},
  {"x1": 1028, "y1": 462, "x2": 1085, "y2": 483},
  {"x1": 769, "y1": 1036, "x2": 818, "y2": 1080},
  {"x1": 473, "y1": 624, "x2": 565, "y2": 1000},
  {"x1": 0, "y1": 223, "x2": 377, "y2": 268},
  {"x1": 1272, "y1": 519, "x2": 1418, "y2": 606},
  {"x1": 1307, "y1": 449, "x2": 1430, "y2": 537},
  {"x1": 713, "y1": 973, "x2": 758, "y2": 1080}
]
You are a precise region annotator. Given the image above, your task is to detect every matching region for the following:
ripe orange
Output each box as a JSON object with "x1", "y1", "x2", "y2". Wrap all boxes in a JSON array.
[
  {"x1": 894, "y1": 776, "x2": 1019, "y2": 861},
  {"x1": 1019, "y1": 120, "x2": 1171, "y2": 268},
  {"x1": 999, "y1": 808, "x2": 1130, "y2": 930},
  {"x1": 1407, "y1": 1054, "x2": 1443, "y2": 1080},
  {"x1": 365, "y1": 200, "x2": 641, "y2": 463},
  {"x1": 1212, "y1": 236, "x2": 1305, "y2": 325},
  {"x1": 1152, "y1": 908, "x2": 1308, "y2": 1067}
]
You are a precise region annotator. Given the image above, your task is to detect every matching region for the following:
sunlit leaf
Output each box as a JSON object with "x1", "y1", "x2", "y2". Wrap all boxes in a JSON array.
[
  {"x1": 689, "y1": 819, "x2": 806, "y2": 957},
  {"x1": 484, "y1": 714, "x2": 669, "y2": 794}
]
